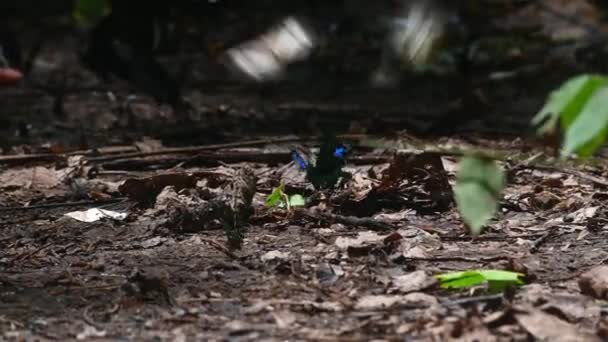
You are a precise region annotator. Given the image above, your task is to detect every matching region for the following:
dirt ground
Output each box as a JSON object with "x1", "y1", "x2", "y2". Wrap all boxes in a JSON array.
[{"x1": 3, "y1": 1, "x2": 608, "y2": 341}]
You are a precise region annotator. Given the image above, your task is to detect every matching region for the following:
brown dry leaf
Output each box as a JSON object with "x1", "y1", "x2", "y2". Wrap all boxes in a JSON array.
[
  {"x1": 261, "y1": 250, "x2": 291, "y2": 262},
  {"x1": 134, "y1": 137, "x2": 164, "y2": 152},
  {"x1": 376, "y1": 152, "x2": 452, "y2": 212},
  {"x1": 119, "y1": 173, "x2": 198, "y2": 203},
  {"x1": 503, "y1": 0, "x2": 605, "y2": 41},
  {"x1": 0, "y1": 166, "x2": 62, "y2": 190},
  {"x1": 349, "y1": 171, "x2": 375, "y2": 201},
  {"x1": 373, "y1": 209, "x2": 414, "y2": 222},
  {"x1": 272, "y1": 310, "x2": 297, "y2": 329},
  {"x1": 515, "y1": 307, "x2": 600, "y2": 342},
  {"x1": 355, "y1": 293, "x2": 437, "y2": 310},
  {"x1": 579, "y1": 266, "x2": 608, "y2": 300},
  {"x1": 529, "y1": 191, "x2": 560, "y2": 211},
  {"x1": 565, "y1": 206, "x2": 599, "y2": 224},
  {"x1": 334, "y1": 231, "x2": 387, "y2": 252},
  {"x1": 395, "y1": 228, "x2": 442, "y2": 258},
  {"x1": 390, "y1": 270, "x2": 437, "y2": 294},
  {"x1": 451, "y1": 326, "x2": 497, "y2": 342}
]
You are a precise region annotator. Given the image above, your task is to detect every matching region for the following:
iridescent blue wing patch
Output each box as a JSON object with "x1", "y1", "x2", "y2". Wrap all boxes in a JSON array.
[
  {"x1": 291, "y1": 150, "x2": 308, "y2": 170},
  {"x1": 333, "y1": 144, "x2": 346, "y2": 158}
]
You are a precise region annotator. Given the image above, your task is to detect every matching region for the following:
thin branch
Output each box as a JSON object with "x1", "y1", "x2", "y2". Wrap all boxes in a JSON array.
[{"x1": 0, "y1": 198, "x2": 128, "y2": 212}]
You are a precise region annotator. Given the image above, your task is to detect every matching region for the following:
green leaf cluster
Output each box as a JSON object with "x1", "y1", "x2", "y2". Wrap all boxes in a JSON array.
[
  {"x1": 265, "y1": 184, "x2": 305, "y2": 209},
  {"x1": 436, "y1": 269, "x2": 524, "y2": 293},
  {"x1": 73, "y1": 0, "x2": 111, "y2": 24},
  {"x1": 454, "y1": 156, "x2": 505, "y2": 235},
  {"x1": 533, "y1": 74, "x2": 608, "y2": 157}
]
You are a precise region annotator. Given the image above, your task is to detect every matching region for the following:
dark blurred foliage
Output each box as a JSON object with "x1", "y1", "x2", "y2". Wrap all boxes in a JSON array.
[{"x1": 0, "y1": 0, "x2": 587, "y2": 106}]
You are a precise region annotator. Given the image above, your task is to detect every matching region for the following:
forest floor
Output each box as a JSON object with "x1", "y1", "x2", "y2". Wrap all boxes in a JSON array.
[{"x1": 2, "y1": 1, "x2": 608, "y2": 341}]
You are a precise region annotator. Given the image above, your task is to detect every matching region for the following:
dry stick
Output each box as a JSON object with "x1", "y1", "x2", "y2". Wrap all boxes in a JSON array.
[
  {"x1": 442, "y1": 293, "x2": 504, "y2": 308},
  {"x1": 0, "y1": 198, "x2": 128, "y2": 212},
  {"x1": 402, "y1": 255, "x2": 508, "y2": 263},
  {"x1": 528, "y1": 164, "x2": 608, "y2": 188},
  {"x1": 0, "y1": 137, "x2": 311, "y2": 165},
  {"x1": 86, "y1": 137, "x2": 308, "y2": 163},
  {"x1": 530, "y1": 231, "x2": 552, "y2": 253},
  {"x1": 87, "y1": 134, "x2": 371, "y2": 163},
  {"x1": 0, "y1": 153, "x2": 59, "y2": 164},
  {"x1": 83, "y1": 305, "x2": 103, "y2": 329},
  {"x1": 198, "y1": 237, "x2": 239, "y2": 260},
  {"x1": 0, "y1": 146, "x2": 138, "y2": 165},
  {"x1": 9, "y1": 242, "x2": 53, "y2": 264}
]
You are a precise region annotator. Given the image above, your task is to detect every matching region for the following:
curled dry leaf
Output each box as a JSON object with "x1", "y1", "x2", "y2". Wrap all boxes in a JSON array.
[
  {"x1": 390, "y1": 270, "x2": 437, "y2": 293},
  {"x1": 579, "y1": 266, "x2": 608, "y2": 300},
  {"x1": 0, "y1": 67, "x2": 22, "y2": 84},
  {"x1": 119, "y1": 173, "x2": 198, "y2": 204},
  {"x1": 261, "y1": 250, "x2": 291, "y2": 262},
  {"x1": 515, "y1": 307, "x2": 600, "y2": 342},
  {"x1": 355, "y1": 293, "x2": 437, "y2": 310}
]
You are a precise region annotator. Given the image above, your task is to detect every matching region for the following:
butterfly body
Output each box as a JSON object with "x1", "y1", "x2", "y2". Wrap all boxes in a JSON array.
[{"x1": 290, "y1": 138, "x2": 348, "y2": 189}]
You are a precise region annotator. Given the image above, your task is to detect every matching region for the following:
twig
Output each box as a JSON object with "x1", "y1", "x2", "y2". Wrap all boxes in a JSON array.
[
  {"x1": 86, "y1": 133, "x2": 386, "y2": 163},
  {"x1": 86, "y1": 137, "x2": 306, "y2": 163},
  {"x1": 0, "y1": 153, "x2": 59, "y2": 164},
  {"x1": 530, "y1": 231, "x2": 552, "y2": 253},
  {"x1": 83, "y1": 305, "x2": 103, "y2": 329},
  {"x1": 528, "y1": 164, "x2": 608, "y2": 188},
  {"x1": 402, "y1": 255, "x2": 508, "y2": 263},
  {"x1": 0, "y1": 146, "x2": 137, "y2": 165},
  {"x1": 442, "y1": 293, "x2": 504, "y2": 307},
  {"x1": 0, "y1": 198, "x2": 128, "y2": 212},
  {"x1": 199, "y1": 237, "x2": 239, "y2": 260},
  {"x1": 10, "y1": 242, "x2": 53, "y2": 263}
]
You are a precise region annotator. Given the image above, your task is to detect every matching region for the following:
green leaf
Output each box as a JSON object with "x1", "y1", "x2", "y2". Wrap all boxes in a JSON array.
[
  {"x1": 436, "y1": 270, "x2": 524, "y2": 292},
  {"x1": 454, "y1": 156, "x2": 505, "y2": 235},
  {"x1": 265, "y1": 184, "x2": 285, "y2": 208},
  {"x1": 288, "y1": 194, "x2": 306, "y2": 207},
  {"x1": 532, "y1": 74, "x2": 608, "y2": 134},
  {"x1": 477, "y1": 270, "x2": 524, "y2": 283},
  {"x1": 436, "y1": 270, "x2": 485, "y2": 289},
  {"x1": 456, "y1": 156, "x2": 505, "y2": 194},
  {"x1": 562, "y1": 87, "x2": 608, "y2": 157},
  {"x1": 73, "y1": 0, "x2": 111, "y2": 23}
]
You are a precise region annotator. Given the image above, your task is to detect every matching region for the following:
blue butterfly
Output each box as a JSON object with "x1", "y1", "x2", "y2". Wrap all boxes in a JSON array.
[
  {"x1": 290, "y1": 144, "x2": 347, "y2": 170},
  {"x1": 290, "y1": 142, "x2": 348, "y2": 189},
  {"x1": 333, "y1": 145, "x2": 346, "y2": 158}
]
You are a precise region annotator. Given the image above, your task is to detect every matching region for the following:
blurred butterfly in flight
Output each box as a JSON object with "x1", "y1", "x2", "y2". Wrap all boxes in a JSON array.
[{"x1": 290, "y1": 137, "x2": 348, "y2": 189}]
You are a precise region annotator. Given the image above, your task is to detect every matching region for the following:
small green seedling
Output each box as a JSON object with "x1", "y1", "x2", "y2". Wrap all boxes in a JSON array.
[
  {"x1": 454, "y1": 155, "x2": 505, "y2": 235},
  {"x1": 533, "y1": 74, "x2": 608, "y2": 157},
  {"x1": 73, "y1": 0, "x2": 111, "y2": 23},
  {"x1": 265, "y1": 184, "x2": 305, "y2": 210},
  {"x1": 436, "y1": 269, "x2": 524, "y2": 293}
]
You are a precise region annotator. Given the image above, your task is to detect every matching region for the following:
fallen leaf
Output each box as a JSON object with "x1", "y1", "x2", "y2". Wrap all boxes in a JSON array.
[
  {"x1": 64, "y1": 208, "x2": 127, "y2": 222},
  {"x1": 335, "y1": 231, "x2": 385, "y2": 251},
  {"x1": 355, "y1": 293, "x2": 437, "y2": 310},
  {"x1": 316, "y1": 263, "x2": 344, "y2": 285},
  {"x1": 0, "y1": 67, "x2": 23, "y2": 84},
  {"x1": 76, "y1": 325, "x2": 106, "y2": 340},
  {"x1": 0, "y1": 166, "x2": 62, "y2": 190},
  {"x1": 140, "y1": 237, "x2": 167, "y2": 249},
  {"x1": 566, "y1": 206, "x2": 599, "y2": 224},
  {"x1": 515, "y1": 307, "x2": 600, "y2": 342},
  {"x1": 579, "y1": 266, "x2": 608, "y2": 300},
  {"x1": 272, "y1": 310, "x2": 297, "y2": 329},
  {"x1": 119, "y1": 173, "x2": 198, "y2": 203},
  {"x1": 390, "y1": 270, "x2": 437, "y2": 293},
  {"x1": 261, "y1": 250, "x2": 291, "y2": 262}
]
